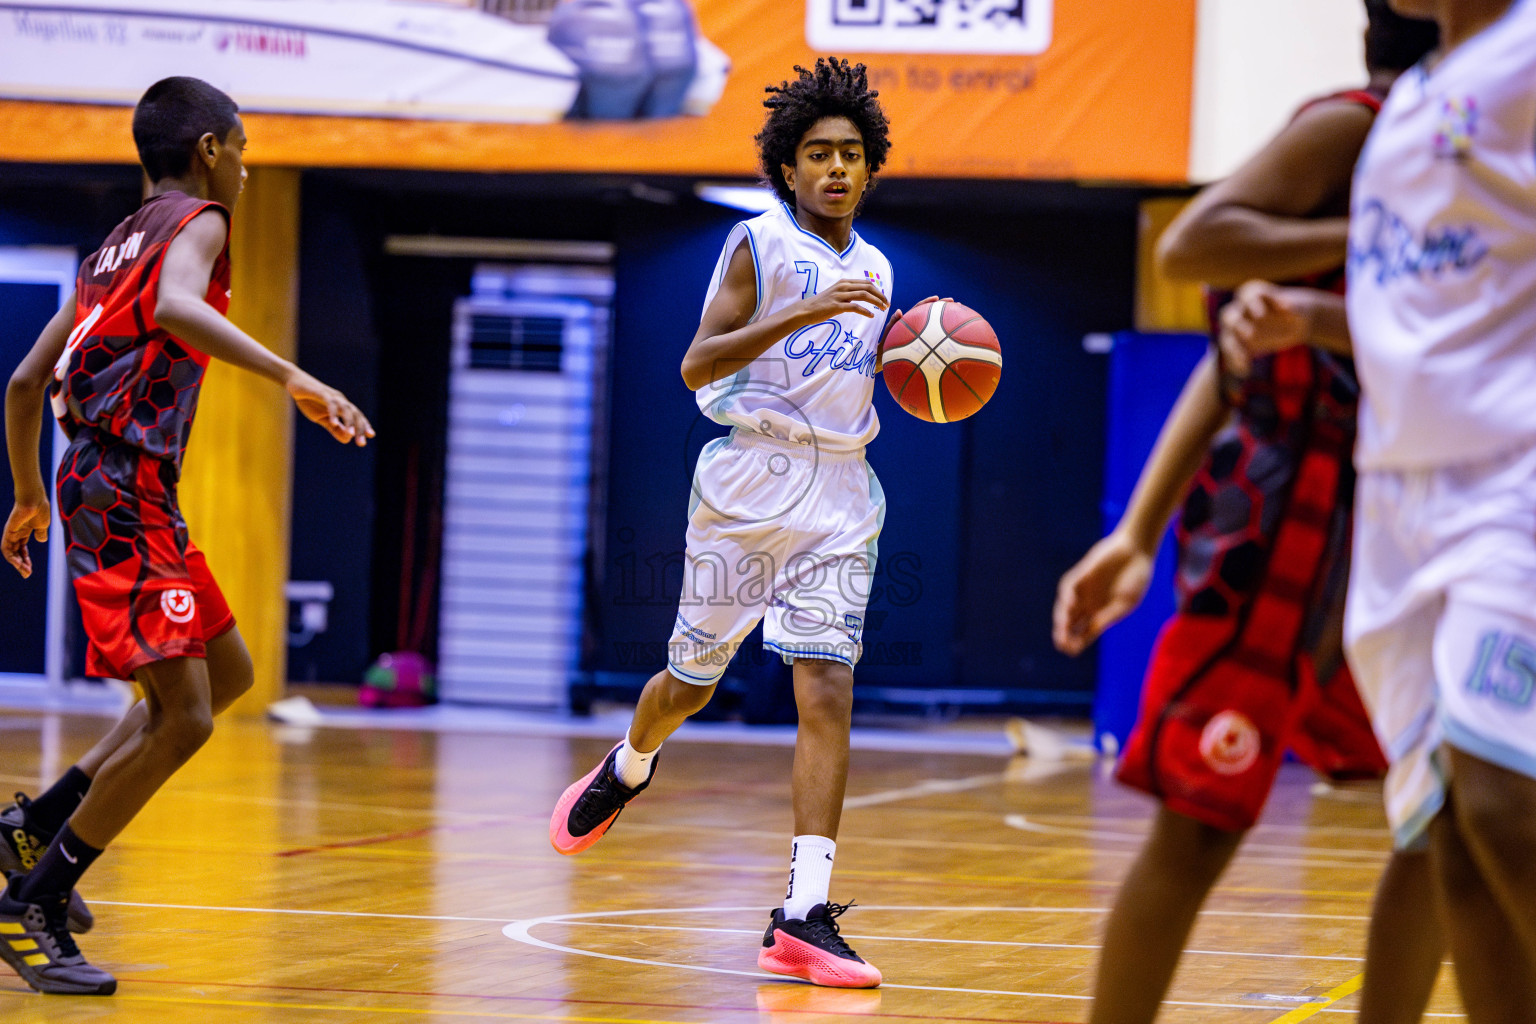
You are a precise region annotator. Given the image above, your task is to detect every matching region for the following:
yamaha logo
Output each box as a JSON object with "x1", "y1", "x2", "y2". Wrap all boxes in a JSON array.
[
  {"x1": 1199, "y1": 710, "x2": 1261, "y2": 776},
  {"x1": 160, "y1": 588, "x2": 197, "y2": 625}
]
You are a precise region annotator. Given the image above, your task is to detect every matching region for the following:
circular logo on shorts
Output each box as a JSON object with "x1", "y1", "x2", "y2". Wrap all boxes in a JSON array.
[
  {"x1": 1199, "y1": 710, "x2": 1261, "y2": 776},
  {"x1": 767, "y1": 453, "x2": 790, "y2": 477},
  {"x1": 160, "y1": 588, "x2": 197, "y2": 624}
]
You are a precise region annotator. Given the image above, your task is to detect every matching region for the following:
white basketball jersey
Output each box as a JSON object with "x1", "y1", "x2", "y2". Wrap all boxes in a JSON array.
[
  {"x1": 696, "y1": 202, "x2": 893, "y2": 452},
  {"x1": 1347, "y1": 0, "x2": 1536, "y2": 470}
]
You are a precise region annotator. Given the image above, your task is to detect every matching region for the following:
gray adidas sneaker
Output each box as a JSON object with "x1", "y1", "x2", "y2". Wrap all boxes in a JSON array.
[
  {"x1": 0, "y1": 879, "x2": 115, "y2": 995},
  {"x1": 0, "y1": 796, "x2": 94, "y2": 934},
  {"x1": 0, "y1": 797, "x2": 45, "y2": 873}
]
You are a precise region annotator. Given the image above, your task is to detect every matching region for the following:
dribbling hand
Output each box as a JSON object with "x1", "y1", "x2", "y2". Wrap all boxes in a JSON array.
[
  {"x1": 2, "y1": 501, "x2": 49, "y2": 579},
  {"x1": 804, "y1": 279, "x2": 890, "y2": 321},
  {"x1": 1052, "y1": 531, "x2": 1154, "y2": 657},
  {"x1": 285, "y1": 369, "x2": 375, "y2": 447}
]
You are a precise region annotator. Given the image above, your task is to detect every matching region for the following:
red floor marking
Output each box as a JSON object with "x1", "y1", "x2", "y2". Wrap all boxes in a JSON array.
[
  {"x1": 276, "y1": 819, "x2": 497, "y2": 857},
  {"x1": 275, "y1": 826, "x2": 440, "y2": 857},
  {"x1": 126, "y1": 976, "x2": 1078, "y2": 1023}
]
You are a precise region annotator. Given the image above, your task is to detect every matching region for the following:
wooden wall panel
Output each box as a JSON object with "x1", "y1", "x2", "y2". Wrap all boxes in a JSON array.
[{"x1": 178, "y1": 168, "x2": 300, "y2": 716}]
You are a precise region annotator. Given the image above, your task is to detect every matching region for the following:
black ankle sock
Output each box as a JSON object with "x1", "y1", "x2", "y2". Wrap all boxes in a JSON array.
[
  {"x1": 24, "y1": 767, "x2": 91, "y2": 838},
  {"x1": 17, "y1": 824, "x2": 102, "y2": 904}
]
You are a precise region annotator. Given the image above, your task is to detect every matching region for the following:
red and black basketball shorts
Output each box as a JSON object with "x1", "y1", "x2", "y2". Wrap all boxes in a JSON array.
[
  {"x1": 56, "y1": 432, "x2": 235, "y2": 680},
  {"x1": 1116, "y1": 613, "x2": 1386, "y2": 832}
]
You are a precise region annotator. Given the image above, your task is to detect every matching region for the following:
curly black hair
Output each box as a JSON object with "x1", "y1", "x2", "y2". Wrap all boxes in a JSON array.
[{"x1": 756, "y1": 57, "x2": 892, "y2": 206}]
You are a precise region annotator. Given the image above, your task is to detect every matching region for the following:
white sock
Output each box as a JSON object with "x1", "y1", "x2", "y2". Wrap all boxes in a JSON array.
[
  {"x1": 783, "y1": 835, "x2": 836, "y2": 921},
  {"x1": 613, "y1": 733, "x2": 659, "y2": 789}
]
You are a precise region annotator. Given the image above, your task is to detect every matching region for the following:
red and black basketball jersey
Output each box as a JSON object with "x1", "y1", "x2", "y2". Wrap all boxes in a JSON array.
[
  {"x1": 1175, "y1": 88, "x2": 1385, "y2": 633},
  {"x1": 50, "y1": 191, "x2": 231, "y2": 474}
]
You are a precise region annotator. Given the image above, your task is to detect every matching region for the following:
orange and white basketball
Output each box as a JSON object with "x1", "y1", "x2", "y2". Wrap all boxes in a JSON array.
[{"x1": 881, "y1": 299, "x2": 1002, "y2": 423}]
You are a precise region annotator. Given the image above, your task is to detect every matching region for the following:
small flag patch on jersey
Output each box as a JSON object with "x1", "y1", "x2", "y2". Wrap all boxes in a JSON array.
[{"x1": 864, "y1": 270, "x2": 883, "y2": 291}]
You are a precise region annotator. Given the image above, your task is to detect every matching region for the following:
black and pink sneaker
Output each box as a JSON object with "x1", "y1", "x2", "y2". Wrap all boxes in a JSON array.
[
  {"x1": 758, "y1": 901, "x2": 882, "y2": 988},
  {"x1": 549, "y1": 744, "x2": 658, "y2": 855}
]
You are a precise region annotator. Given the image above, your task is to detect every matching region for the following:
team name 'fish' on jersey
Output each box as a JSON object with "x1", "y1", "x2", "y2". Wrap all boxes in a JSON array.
[
  {"x1": 1347, "y1": 1, "x2": 1536, "y2": 470},
  {"x1": 696, "y1": 202, "x2": 893, "y2": 452},
  {"x1": 51, "y1": 191, "x2": 232, "y2": 474}
]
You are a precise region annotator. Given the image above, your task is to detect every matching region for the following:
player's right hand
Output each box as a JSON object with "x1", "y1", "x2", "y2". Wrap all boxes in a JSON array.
[
  {"x1": 285, "y1": 369, "x2": 376, "y2": 447},
  {"x1": 1052, "y1": 530, "x2": 1154, "y2": 657},
  {"x1": 804, "y1": 278, "x2": 890, "y2": 320},
  {"x1": 1218, "y1": 280, "x2": 1309, "y2": 378},
  {"x1": 3, "y1": 501, "x2": 50, "y2": 579}
]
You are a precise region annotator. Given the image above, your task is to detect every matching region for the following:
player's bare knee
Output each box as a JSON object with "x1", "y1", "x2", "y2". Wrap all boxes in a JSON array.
[
  {"x1": 794, "y1": 662, "x2": 854, "y2": 723},
  {"x1": 660, "y1": 676, "x2": 714, "y2": 717},
  {"x1": 212, "y1": 659, "x2": 255, "y2": 713},
  {"x1": 153, "y1": 694, "x2": 215, "y2": 763}
]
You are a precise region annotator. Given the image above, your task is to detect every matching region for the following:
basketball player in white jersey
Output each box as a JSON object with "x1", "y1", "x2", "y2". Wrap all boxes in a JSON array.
[
  {"x1": 1222, "y1": 1, "x2": 1536, "y2": 1016},
  {"x1": 549, "y1": 58, "x2": 914, "y2": 988}
]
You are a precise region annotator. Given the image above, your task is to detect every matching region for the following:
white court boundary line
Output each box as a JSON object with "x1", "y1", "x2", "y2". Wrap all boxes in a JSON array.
[
  {"x1": 84, "y1": 899, "x2": 1468, "y2": 1015},
  {"x1": 1004, "y1": 814, "x2": 1391, "y2": 871},
  {"x1": 843, "y1": 773, "x2": 1003, "y2": 808},
  {"x1": 501, "y1": 904, "x2": 1392, "y2": 1012},
  {"x1": 559, "y1": 918, "x2": 1369, "y2": 963}
]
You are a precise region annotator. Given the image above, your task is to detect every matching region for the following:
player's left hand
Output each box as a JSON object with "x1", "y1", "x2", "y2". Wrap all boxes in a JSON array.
[
  {"x1": 3, "y1": 501, "x2": 50, "y2": 579},
  {"x1": 285, "y1": 369, "x2": 376, "y2": 447},
  {"x1": 1218, "y1": 280, "x2": 1309, "y2": 377}
]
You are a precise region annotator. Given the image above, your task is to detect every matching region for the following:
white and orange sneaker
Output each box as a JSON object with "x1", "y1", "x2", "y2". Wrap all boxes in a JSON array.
[{"x1": 757, "y1": 901, "x2": 882, "y2": 988}]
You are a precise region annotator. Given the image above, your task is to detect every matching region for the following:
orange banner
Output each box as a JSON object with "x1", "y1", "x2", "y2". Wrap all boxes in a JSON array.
[{"x1": 0, "y1": 0, "x2": 1194, "y2": 182}]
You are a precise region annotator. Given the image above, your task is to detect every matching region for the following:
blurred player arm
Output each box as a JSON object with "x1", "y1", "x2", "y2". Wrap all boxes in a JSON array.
[
  {"x1": 681, "y1": 239, "x2": 888, "y2": 390},
  {"x1": 155, "y1": 210, "x2": 374, "y2": 446},
  {"x1": 2, "y1": 293, "x2": 75, "y2": 577},
  {"x1": 1218, "y1": 280, "x2": 1352, "y2": 377},
  {"x1": 1052, "y1": 352, "x2": 1226, "y2": 655},
  {"x1": 1156, "y1": 99, "x2": 1376, "y2": 288}
]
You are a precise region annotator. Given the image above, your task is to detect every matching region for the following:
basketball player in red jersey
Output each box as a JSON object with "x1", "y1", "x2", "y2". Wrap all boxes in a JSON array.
[
  {"x1": 0, "y1": 77, "x2": 371, "y2": 995},
  {"x1": 1052, "y1": 6, "x2": 1442, "y2": 1022}
]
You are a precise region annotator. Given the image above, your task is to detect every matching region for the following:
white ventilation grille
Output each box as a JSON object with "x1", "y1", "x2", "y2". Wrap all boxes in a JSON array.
[{"x1": 438, "y1": 267, "x2": 611, "y2": 707}]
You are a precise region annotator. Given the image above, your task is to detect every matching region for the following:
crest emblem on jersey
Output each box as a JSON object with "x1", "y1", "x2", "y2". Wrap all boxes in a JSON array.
[
  {"x1": 1434, "y1": 96, "x2": 1479, "y2": 160},
  {"x1": 1199, "y1": 710, "x2": 1261, "y2": 776},
  {"x1": 160, "y1": 589, "x2": 197, "y2": 625}
]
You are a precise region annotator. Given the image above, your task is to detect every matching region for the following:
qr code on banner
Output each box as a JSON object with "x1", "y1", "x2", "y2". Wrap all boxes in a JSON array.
[{"x1": 805, "y1": 0, "x2": 1052, "y2": 55}]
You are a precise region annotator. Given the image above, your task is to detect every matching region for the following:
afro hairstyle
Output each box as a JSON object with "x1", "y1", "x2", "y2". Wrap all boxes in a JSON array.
[{"x1": 756, "y1": 57, "x2": 891, "y2": 206}]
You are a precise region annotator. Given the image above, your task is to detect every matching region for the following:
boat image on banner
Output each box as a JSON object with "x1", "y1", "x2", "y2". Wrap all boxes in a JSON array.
[{"x1": 0, "y1": 0, "x2": 730, "y2": 123}]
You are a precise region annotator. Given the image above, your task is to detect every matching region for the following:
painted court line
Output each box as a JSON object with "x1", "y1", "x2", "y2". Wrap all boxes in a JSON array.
[
  {"x1": 503, "y1": 906, "x2": 1358, "y2": 1012},
  {"x1": 844, "y1": 773, "x2": 1004, "y2": 808},
  {"x1": 121, "y1": 976, "x2": 1083, "y2": 1024},
  {"x1": 90, "y1": 900, "x2": 512, "y2": 923},
  {"x1": 1265, "y1": 973, "x2": 1362, "y2": 1022},
  {"x1": 1005, "y1": 815, "x2": 1388, "y2": 860},
  {"x1": 90, "y1": 897, "x2": 1372, "y2": 924},
  {"x1": 562, "y1": 919, "x2": 1366, "y2": 963},
  {"x1": 107, "y1": 991, "x2": 720, "y2": 1024}
]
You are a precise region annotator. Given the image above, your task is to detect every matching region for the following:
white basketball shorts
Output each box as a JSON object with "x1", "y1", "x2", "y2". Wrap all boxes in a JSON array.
[
  {"x1": 665, "y1": 428, "x2": 886, "y2": 685},
  {"x1": 1346, "y1": 442, "x2": 1536, "y2": 849}
]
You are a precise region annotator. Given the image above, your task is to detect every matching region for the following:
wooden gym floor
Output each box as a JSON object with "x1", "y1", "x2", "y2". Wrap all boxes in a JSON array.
[{"x1": 0, "y1": 710, "x2": 1465, "y2": 1023}]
